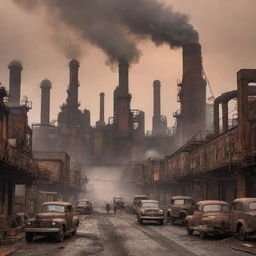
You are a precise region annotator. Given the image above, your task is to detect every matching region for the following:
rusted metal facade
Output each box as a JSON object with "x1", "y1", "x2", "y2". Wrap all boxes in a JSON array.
[{"x1": 124, "y1": 69, "x2": 256, "y2": 205}]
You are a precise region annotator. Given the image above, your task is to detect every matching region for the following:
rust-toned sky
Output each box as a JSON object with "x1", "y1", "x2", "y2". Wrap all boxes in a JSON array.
[{"x1": 0, "y1": 0, "x2": 255, "y2": 130}]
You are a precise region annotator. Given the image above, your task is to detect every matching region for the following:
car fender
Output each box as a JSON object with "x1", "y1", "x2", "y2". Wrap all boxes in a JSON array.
[
  {"x1": 185, "y1": 215, "x2": 194, "y2": 226},
  {"x1": 236, "y1": 219, "x2": 249, "y2": 233},
  {"x1": 73, "y1": 216, "x2": 79, "y2": 226}
]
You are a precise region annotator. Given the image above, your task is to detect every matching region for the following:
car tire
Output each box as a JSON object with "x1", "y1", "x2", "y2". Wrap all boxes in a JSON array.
[
  {"x1": 72, "y1": 227, "x2": 77, "y2": 236},
  {"x1": 199, "y1": 231, "x2": 206, "y2": 239},
  {"x1": 159, "y1": 220, "x2": 164, "y2": 225},
  {"x1": 238, "y1": 226, "x2": 246, "y2": 241},
  {"x1": 139, "y1": 218, "x2": 143, "y2": 225},
  {"x1": 186, "y1": 223, "x2": 193, "y2": 235},
  {"x1": 25, "y1": 232, "x2": 33, "y2": 242},
  {"x1": 56, "y1": 229, "x2": 64, "y2": 242},
  {"x1": 170, "y1": 217, "x2": 175, "y2": 225},
  {"x1": 180, "y1": 213, "x2": 186, "y2": 225}
]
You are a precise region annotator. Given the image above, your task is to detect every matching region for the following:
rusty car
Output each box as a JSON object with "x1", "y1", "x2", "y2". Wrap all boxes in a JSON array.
[
  {"x1": 113, "y1": 196, "x2": 125, "y2": 209},
  {"x1": 185, "y1": 200, "x2": 230, "y2": 239},
  {"x1": 137, "y1": 200, "x2": 165, "y2": 225},
  {"x1": 166, "y1": 196, "x2": 195, "y2": 225},
  {"x1": 24, "y1": 201, "x2": 79, "y2": 242},
  {"x1": 231, "y1": 198, "x2": 256, "y2": 240},
  {"x1": 76, "y1": 199, "x2": 93, "y2": 214},
  {"x1": 132, "y1": 195, "x2": 148, "y2": 214}
]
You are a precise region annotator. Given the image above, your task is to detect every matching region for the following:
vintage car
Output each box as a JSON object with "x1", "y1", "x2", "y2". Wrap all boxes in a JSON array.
[
  {"x1": 231, "y1": 198, "x2": 256, "y2": 240},
  {"x1": 132, "y1": 195, "x2": 148, "y2": 214},
  {"x1": 76, "y1": 199, "x2": 93, "y2": 214},
  {"x1": 166, "y1": 196, "x2": 195, "y2": 225},
  {"x1": 137, "y1": 200, "x2": 165, "y2": 225},
  {"x1": 24, "y1": 202, "x2": 79, "y2": 242},
  {"x1": 186, "y1": 200, "x2": 230, "y2": 239},
  {"x1": 113, "y1": 196, "x2": 125, "y2": 209}
]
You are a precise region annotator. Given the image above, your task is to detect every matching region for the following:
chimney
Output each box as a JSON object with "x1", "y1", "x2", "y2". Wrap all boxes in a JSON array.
[
  {"x1": 40, "y1": 79, "x2": 52, "y2": 125},
  {"x1": 8, "y1": 60, "x2": 23, "y2": 107},
  {"x1": 180, "y1": 43, "x2": 206, "y2": 142},
  {"x1": 152, "y1": 80, "x2": 161, "y2": 135},
  {"x1": 119, "y1": 59, "x2": 129, "y2": 94},
  {"x1": 68, "y1": 59, "x2": 79, "y2": 109},
  {"x1": 99, "y1": 92, "x2": 105, "y2": 126},
  {"x1": 116, "y1": 59, "x2": 131, "y2": 135}
]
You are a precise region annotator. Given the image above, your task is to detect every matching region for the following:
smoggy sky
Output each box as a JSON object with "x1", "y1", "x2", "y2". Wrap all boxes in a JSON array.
[{"x1": 0, "y1": 0, "x2": 255, "y2": 130}]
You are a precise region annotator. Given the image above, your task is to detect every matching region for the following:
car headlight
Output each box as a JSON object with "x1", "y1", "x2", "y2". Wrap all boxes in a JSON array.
[
  {"x1": 159, "y1": 210, "x2": 164, "y2": 214},
  {"x1": 27, "y1": 221, "x2": 32, "y2": 226},
  {"x1": 51, "y1": 221, "x2": 56, "y2": 226}
]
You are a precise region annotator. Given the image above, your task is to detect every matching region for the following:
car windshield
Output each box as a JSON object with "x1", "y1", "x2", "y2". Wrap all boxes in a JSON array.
[
  {"x1": 114, "y1": 197, "x2": 123, "y2": 201},
  {"x1": 41, "y1": 204, "x2": 65, "y2": 213},
  {"x1": 77, "y1": 201, "x2": 89, "y2": 206},
  {"x1": 134, "y1": 197, "x2": 148, "y2": 202},
  {"x1": 203, "y1": 204, "x2": 229, "y2": 212},
  {"x1": 173, "y1": 199, "x2": 193, "y2": 206},
  {"x1": 249, "y1": 202, "x2": 256, "y2": 210},
  {"x1": 142, "y1": 202, "x2": 159, "y2": 208}
]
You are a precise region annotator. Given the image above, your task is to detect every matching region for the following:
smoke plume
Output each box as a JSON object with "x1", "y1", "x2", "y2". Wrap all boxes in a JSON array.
[{"x1": 13, "y1": 0, "x2": 198, "y2": 63}]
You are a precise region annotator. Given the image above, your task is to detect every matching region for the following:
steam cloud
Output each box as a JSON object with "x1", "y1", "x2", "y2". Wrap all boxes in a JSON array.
[{"x1": 14, "y1": 0, "x2": 198, "y2": 63}]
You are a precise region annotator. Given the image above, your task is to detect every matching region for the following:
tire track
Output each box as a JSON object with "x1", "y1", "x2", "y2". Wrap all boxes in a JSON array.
[{"x1": 97, "y1": 214, "x2": 131, "y2": 256}]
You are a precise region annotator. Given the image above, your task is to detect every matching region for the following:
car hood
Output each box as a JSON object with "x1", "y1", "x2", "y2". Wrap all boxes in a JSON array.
[
  {"x1": 203, "y1": 212, "x2": 230, "y2": 219},
  {"x1": 243, "y1": 211, "x2": 256, "y2": 216},
  {"x1": 36, "y1": 212, "x2": 65, "y2": 219}
]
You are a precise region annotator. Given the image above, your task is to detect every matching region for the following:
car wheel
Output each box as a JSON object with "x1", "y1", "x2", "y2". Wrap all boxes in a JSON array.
[
  {"x1": 72, "y1": 227, "x2": 77, "y2": 236},
  {"x1": 25, "y1": 232, "x2": 33, "y2": 242},
  {"x1": 186, "y1": 223, "x2": 193, "y2": 235},
  {"x1": 238, "y1": 226, "x2": 246, "y2": 241},
  {"x1": 199, "y1": 231, "x2": 206, "y2": 239},
  {"x1": 180, "y1": 213, "x2": 186, "y2": 225},
  {"x1": 139, "y1": 218, "x2": 143, "y2": 225},
  {"x1": 170, "y1": 217, "x2": 175, "y2": 225},
  {"x1": 159, "y1": 220, "x2": 164, "y2": 225},
  {"x1": 56, "y1": 229, "x2": 64, "y2": 242}
]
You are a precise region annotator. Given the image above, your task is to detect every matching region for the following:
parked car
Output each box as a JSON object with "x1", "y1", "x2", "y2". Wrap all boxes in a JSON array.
[
  {"x1": 186, "y1": 200, "x2": 230, "y2": 239},
  {"x1": 132, "y1": 195, "x2": 148, "y2": 214},
  {"x1": 24, "y1": 202, "x2": 79, "y2": 242},
  {"x1": 113, "y1": 196, "x2": 125, "y2": 209},
  {"x1": 166, "y1": 196, "x2": 195, "y2": 225},
  {"x1": 137, "y1": 200, "x2": 165, "y2": 225},
  {"x1": 231, "y1": 198, "x2": 256, "y2": 240},
  {"x1": 76, "y1": 199, "x2": 93, "y2": 214}
]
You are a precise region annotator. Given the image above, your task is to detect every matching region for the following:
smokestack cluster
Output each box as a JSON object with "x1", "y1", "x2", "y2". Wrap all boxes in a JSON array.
[
  {"x1": 8, "y1": 60, "x2": 23, "y2": 107},
  {"x1": 14, "y1": 0, "x2": 198, "y2": 64},
  {"x1": 40, "y1": 79, "x2": 52, "y2": 125}
]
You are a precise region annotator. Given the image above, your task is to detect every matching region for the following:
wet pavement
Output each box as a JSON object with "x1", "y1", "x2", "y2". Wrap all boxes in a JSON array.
[{"x1": 9, "y1": 210, "x2": 253, "y2": 256}]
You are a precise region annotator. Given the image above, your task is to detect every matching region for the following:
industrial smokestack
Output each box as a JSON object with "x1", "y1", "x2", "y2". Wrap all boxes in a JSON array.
[
  {"x1": 116, "y1": 59, "x2": 131, "y2": 135},
  {"x1": 8, "y1": 60, "x2": 23, "y2": 107},
  {"x1": 152, "y1": 80, "x2": 161, "y2": 135},
  {"x1": 68, "y1": 59, "x2": 79, "y2": 109},
  {"x1": 99, "y1": 92, "x2": 105, "y2": 126},
  {"x1": 153, "y1": 80, "x2": 161, "y2": 118},
  {"x1": 40, "y1": 79, "x2": 52, "y2": 125},
  {"x1": 180, "y1": 43, "x2": 206, "y2": 143},
  {"x1": 118, "y1": 59, "x2": 129, "y2": 94}
]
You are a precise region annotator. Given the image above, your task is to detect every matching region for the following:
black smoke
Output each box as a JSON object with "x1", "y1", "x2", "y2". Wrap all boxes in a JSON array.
[{"x1": 14, "y1": 0, "x2": 199, "y2": 63}]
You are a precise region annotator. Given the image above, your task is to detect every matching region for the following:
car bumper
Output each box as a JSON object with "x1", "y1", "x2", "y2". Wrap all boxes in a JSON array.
[
  {"x1": 141, "y1": 216, "x2": 165, "y2": 220},
  {"x1": 199, "y1": 225, "x2": 230, "y2": 234},
  {"x1": 24, "y1": 227, "x2": 60, "y2": 233}
]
